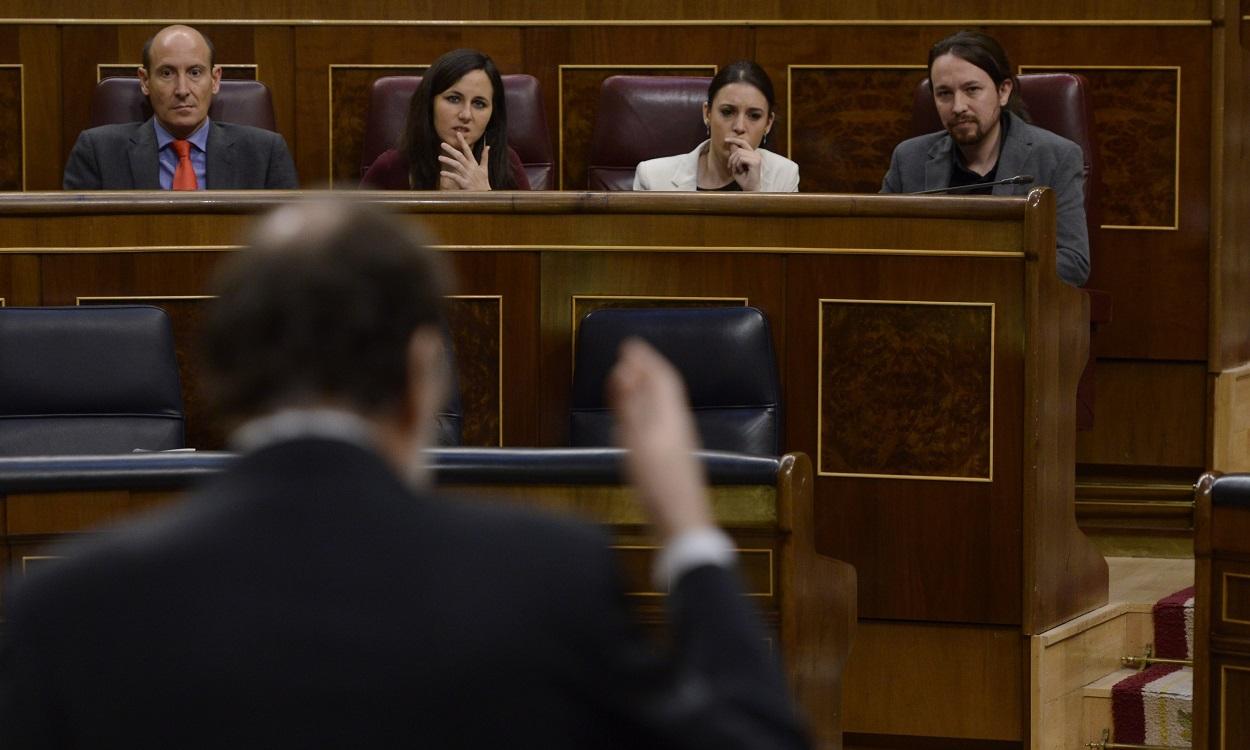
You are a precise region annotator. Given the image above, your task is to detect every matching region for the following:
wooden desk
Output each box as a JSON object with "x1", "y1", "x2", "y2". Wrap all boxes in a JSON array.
[
  {"x1": 1194, "y1": 472, "x2": 1250, "y2": 750},
  {"x1": 0, "y1": 191, "x2": 1106, "y2": 746}
]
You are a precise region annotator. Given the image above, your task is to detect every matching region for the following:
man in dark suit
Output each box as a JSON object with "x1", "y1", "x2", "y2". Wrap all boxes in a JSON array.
[
  {"x1": 0, "y1": 201, "x2": 808, "y2": 748},
  {"x1": 881, "y1": 30, "x2": 1089, "y2": 286},
  {"x1": 62, "y1": 24, "x2": 298, "y2": 190}
]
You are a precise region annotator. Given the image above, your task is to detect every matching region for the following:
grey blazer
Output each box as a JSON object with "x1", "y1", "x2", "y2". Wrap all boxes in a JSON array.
[
  {"x1": 63, "y1": 118, "x2": 299, "y2": 190},
  {"x1": 880, "y1": 111, "x2": 1089, "y2": 286}
]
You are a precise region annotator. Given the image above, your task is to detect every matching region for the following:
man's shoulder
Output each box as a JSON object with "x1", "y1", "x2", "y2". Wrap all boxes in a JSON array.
[
  {"x1": 211, "y1": 120, "x2": 284, "y2": 145},
  {"x1": 74, "y1": 121, "x2": 147, "y2": 145},
  {"x1": 1012, "y1": 115, "x2": 1083, "y2": 156},
  {"x1": 891, "y1": 129, "x2": 947, "y2": 159}
]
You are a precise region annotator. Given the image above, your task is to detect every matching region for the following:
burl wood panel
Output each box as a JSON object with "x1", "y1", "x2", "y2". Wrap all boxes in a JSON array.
[
  {"x1": 96, "y1": 65, "x2": 258, "y2": 81},
  {"x1": 329, "y1": 65, "x2": 427, "y2": 184},
  {"x1": 79, "y1": 296, "x2": 221, "y2": 450},
  {"x1": 444, "y1": 296, "x2": 500, "y2": 447},
  {"x1": 1022, "y1": 66, "x2": 1179, "y2": 229},
  {"x1": 819, "y1": 301, "x2": 992, "y2": 479},
  {"x1": 788, "y1": 67, "x2": 927, "y2": 193},
  {"x1": 0, "y1": 66, "x2": 23, "y2": 191},
  {"x1": 558, "y1": 66, "x2": 715, "y2": 190},
  {"x1": 787, "y1": 253, "x2": 1024, "y2": 624}
]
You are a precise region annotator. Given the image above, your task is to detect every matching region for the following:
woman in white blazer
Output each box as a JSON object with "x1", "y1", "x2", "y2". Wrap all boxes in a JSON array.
[{"x1": 633, "y1": 61, "x2": 799, "y2": 193}]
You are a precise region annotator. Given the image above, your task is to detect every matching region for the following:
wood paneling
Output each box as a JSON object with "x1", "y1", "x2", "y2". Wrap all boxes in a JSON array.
[
  {"x1": 1210, "y1": 0, "x2": 1250, "y2": 370},
  {"x1": 841, "y1": 621, "x2": 1024, "y2": 740},
  {"x1": 1075, "y1": 360, "x2": 1207, "y2": 469},
  {"x1": 1029, "y1": 67, "x2": 1179, "y2": 229},
  {"x1": 0, "y1": 65, "x2": 21, "y2": 191},
  {"x1": 15, "y1": 26, "x2": 58, "y2": 190},
  {"x1": 328, "y1": 64, "x2": 426, "y2": 184},
  {"x1": 818, "y1": 300, "x2": 993, "y2": 479},
  {"x1": 788, "y1": 66, "x2": 927, "y2": 193},
  {"x1": 786, "y1": 251, "x2": 1027, "y2": 624},
  {"x1": 444, "y1": 295, "x2": 501, "y2": 446},
  {"x1": 0, "y1": 0, "x2": 1213, "y2": 21}
]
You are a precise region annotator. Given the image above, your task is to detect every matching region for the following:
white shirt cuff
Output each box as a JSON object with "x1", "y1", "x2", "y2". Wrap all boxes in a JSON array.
[{"x1": 652, "y1": 526, "x2": 736, "y2": 592}]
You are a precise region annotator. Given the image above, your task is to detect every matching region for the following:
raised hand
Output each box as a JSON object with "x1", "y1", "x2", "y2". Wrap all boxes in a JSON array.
[
  {"x1": 607, "y1": 338, "x2": 713, "y2": 542},
  {"x1": 438, "y1": 132, "x2": 492, "y2": 191}
]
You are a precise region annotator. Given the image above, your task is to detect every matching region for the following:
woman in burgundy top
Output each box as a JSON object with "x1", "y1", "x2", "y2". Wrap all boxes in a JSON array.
[{"x1": 361, "y1": 48, "x2": 530, "y2": 191}]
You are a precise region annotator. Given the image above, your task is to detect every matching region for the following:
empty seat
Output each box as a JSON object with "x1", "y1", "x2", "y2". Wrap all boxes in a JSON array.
[
  {"x1": 0, "y1": 306, "x2": 186, "y2": 455},
  {"x1": 570, "y1": 307, "x2": 781, "y2": 455},
  {"x1": 586, "y1": 75, "x2": 711, "y2": 191}
]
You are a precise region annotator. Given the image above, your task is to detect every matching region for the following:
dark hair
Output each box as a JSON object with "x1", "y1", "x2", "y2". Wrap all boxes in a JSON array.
[
  {"x1": 927, "y1": 30, "x2": 1028, "y2": 119},
  {"x1": 202, "y1": 202, "x2": 452, "y2": 427},
  {"x1": 142, "y1": 25, "x2": 216, "y2": 71},
  {"x1": 706, "y1": 61, "x2": 777, "y2": 146},
  {"x1": 400, "y1": 48, "x2": 515, "y2": 190}
]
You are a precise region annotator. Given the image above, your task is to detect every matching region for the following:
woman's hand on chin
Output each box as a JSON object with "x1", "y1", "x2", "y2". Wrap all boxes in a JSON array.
[
  {"x1": 437, "y1": 133, "x2": 492, "y2": 191},
  {"x1": 724, "y1": 136, "x2": 763, "y2": 192}
]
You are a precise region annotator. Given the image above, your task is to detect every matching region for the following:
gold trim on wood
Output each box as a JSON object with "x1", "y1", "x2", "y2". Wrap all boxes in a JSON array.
[
  {"x1": 76, "y1": 294, "x2": 216, "y2": 303},
  {"x1": 556, "y1": 64, "x2": 717, "y2": 190},
  {"x1": 0, "y1": 19, "x2": 1218, "y2": 27},
  {"x1": 327, "y1": 63, "x2": 428, "y2": 187},
  {"x1": 612, "y1": 544, "x2": 774, "y2": 597},
  {"x1": 0, "y1": 245, "x2": 241, "y2": 254},
  {"x1": 1018, "y1": 64, "x2": 1182, "y2": 231},
  {"x1": 1221, "y1": 664, "x2": 1250, "y2": 750},
  {"x1": 447, "y1": 293, "x2": 504, "y2": 447},
  {"x1": 0, "y1": 64, "x2": 26, "y2": 191},
  {"x1": 785, "y1": 64, "x2": 926, "y2": 162},
  {"x1": 569, "y1": 294, "x2": 748, "y2": 377},
  {"x1": 816, "y1": 298, "x2": 996, "y2": 481},
  {"x1": 1222, "y1": 571, "x2": 1250, "y2": 626},
  {"x1": 430, "y1": 244, "x2": 1026, "y2": 257},
  {"x1": 96, "y1": 63, "x2": 259, "y2": 82}
]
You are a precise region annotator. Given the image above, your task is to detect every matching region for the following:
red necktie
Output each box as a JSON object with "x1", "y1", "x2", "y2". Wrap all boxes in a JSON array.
[{"x1": 171, "y1": 139, "x2": 198, "y2": 191}]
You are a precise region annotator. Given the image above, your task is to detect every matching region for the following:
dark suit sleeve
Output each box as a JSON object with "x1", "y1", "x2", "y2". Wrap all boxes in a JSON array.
[
  {"x1": 63, "y1": 130, "x2": 103, "y2": 190},
  {"x1": 880, "y1": 143, "x2": 904, "y2": 194},
  {"x1": 264, "y1": 131, "x2": 299, "y2": 189},
  {"x1": 577, "y1": 547, "x2": 809, "y2": 749},
  {"x1": 1051, "y1": 142, "x2": 1090, "y2": 286}
]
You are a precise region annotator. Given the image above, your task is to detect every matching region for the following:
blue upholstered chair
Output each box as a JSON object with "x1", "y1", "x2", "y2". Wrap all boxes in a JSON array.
[
  {"x1": 0, "y1": 306, "x2": 186, "y2": 455},
  {"x1": 570, "y1": 306, "x2": 782, "y2": 455}
]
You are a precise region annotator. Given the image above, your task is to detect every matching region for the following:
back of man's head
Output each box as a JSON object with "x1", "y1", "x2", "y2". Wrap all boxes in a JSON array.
[{"x1": 203, "y1": 201, "x2": 450, "y2": 429}]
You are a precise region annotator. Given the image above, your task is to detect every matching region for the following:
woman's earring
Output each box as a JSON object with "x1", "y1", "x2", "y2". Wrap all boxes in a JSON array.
[{"x1": 704, "y1": 121, "x2": 710, "y2": 137}]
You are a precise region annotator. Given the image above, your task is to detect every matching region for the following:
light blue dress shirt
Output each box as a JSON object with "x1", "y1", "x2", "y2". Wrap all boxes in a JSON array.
[{"x1": 153, "y1": 117, "x2": 210, "y2": 190}]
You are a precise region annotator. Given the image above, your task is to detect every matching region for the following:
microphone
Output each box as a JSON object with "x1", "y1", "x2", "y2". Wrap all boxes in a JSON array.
[{"x1": 910, "y1": 174, "x2": 1035, "y2": 195}]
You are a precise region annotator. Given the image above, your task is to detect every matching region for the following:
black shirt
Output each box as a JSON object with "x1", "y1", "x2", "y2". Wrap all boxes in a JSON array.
[{"x1": 947, "y1": 113, "x2": 1010, "y2": 194}]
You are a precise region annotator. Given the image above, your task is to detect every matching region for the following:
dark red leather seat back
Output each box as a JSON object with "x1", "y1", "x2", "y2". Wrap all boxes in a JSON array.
[
  {"x1": 89, "y1": 77, "x2": 278, "y2": 132},
  {"x1": 587, "y1": 75, "x2": 711, "y2": 191}
]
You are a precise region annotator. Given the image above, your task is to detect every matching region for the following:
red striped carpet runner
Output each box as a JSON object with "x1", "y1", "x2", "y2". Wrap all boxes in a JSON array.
[{"x1": 1111, "y1": 586, "x2": 1194, "y2": 747}]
